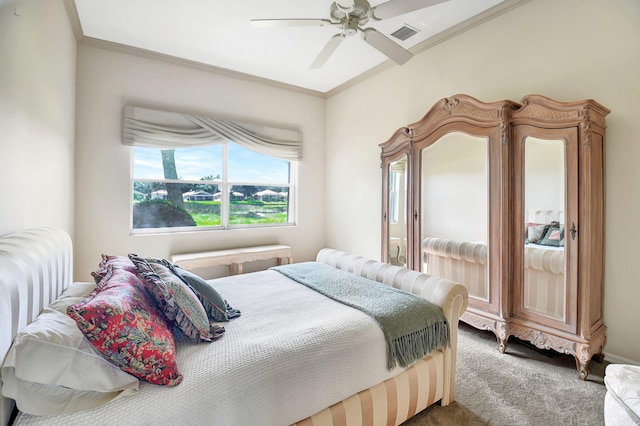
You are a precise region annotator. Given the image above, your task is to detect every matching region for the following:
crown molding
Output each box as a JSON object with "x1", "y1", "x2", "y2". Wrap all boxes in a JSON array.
[{"x1": 63, "y1": 0, "x2": 529, "y2": 98}]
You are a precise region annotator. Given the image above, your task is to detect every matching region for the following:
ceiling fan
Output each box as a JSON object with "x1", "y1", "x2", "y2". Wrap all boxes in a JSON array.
[{"x1": 250, "y1": 0, "x2": 450, "y2": 69}]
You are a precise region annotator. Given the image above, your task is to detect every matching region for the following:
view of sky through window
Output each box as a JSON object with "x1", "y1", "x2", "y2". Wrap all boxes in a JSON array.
[{"x1": 134, "y1": 144, "x2": 289, "y2": 183}]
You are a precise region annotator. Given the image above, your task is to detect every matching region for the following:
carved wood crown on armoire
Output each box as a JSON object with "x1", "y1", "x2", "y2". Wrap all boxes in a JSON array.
[{"x1": 380, "y1": 94, "x2": 609, "y2": 380}]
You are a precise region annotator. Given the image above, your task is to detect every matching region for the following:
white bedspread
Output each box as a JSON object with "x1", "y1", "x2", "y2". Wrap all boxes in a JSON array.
[{"x1": 13, "y1": 270, "x2": 402, "y2": 426}]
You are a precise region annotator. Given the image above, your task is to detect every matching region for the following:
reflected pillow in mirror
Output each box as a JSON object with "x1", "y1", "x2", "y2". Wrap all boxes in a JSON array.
[
  {"x1": 526, "y1": 223, "x2": 549, "y2": 244},
  {"x1": 539, "y1": 226, "x2": 565, "y2": 247}
]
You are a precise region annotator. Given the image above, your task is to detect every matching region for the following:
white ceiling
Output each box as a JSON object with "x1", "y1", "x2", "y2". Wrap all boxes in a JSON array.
[{"x1": 73, "y1": 0, "x2": 523, "y2": 94}]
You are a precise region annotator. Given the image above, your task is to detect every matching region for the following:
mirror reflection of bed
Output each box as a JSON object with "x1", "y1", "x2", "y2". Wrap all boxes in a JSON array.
[
  {"x1": 421, "y1": 134, "x2": 567, "y2": 322},
  {"x1": 420, "y1": 132, "x2": 489, "y2": 302},
  {"x1": 522, "y1": 137, "x2": 565, "y2": 321}
]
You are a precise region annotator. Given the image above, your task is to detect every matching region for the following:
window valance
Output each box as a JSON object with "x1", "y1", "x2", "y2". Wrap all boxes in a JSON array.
[{"x1": 123, "y1": 105, "x2": 302, "y2": 161}]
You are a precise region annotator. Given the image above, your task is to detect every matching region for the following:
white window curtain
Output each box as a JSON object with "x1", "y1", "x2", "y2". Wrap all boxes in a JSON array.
[{"x1": 123, "y1": 105, "x2": 302, "y2": 161}]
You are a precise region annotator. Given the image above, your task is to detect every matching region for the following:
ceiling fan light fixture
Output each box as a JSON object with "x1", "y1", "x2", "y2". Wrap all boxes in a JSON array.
[
  {"x1": 342, "y1": 19, "x2": 359, "y2": 36},
  {"x1": 252, "y1": 0, "x2": 448, "y2": 68}
]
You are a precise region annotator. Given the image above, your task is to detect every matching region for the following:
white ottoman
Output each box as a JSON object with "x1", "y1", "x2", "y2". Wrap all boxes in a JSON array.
[{"x1": 604, "y1": 364, "x2": 640, "y2": 425}]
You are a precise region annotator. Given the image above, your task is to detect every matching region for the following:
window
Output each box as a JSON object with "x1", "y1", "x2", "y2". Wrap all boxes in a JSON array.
[{"x1": 132, "y1": 142, "x2": 296, "y2": 232}]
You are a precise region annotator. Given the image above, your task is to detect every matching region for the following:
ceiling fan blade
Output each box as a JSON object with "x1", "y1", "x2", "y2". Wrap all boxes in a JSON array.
[
  {"x1": 371, "y1": 0, "x2": 449, "y2": 20},
  {"x1": 362, "y1": 28, "x2": 412, "y2": 65},
  {"x1": 310, "y1": 33, "x2": 345, "y2": 69},
  {"x1": 250, "y1": 18, "x2": 334, "y2": 28}
]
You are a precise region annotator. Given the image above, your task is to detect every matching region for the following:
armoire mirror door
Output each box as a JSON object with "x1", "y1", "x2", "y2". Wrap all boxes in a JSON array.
[
  {"x1": 381, "y1": 95, "x2": 517, "y2": 351},
  {"x1": 387, "y1": 155, "x2": 409, "y2": 266},
  {"x1": 413, "y1": 123, "x2": 508, "y2": 348},
  {"x1": 509, "y1": 94, "x2": 609, "y2": 380},
  {"x1": 380, "y1": 129, "x2": 412, "y2": 267},
  {"x1": 512, "y1": 128, "x2": 578, "y2": 335},
  {"x1": 419, "y1": 131, "x2": 490, "y2": 300}
]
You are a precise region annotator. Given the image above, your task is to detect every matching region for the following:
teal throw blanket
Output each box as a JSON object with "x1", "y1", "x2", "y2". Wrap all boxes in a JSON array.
[{"x1": 271, "y1": 262, "x2": 450, "y2": 370}]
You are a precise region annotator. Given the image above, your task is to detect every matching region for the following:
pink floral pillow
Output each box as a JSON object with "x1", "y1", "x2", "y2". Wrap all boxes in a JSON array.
[
  {"x1": 67, "y1": 266, "x2": 183, "y2": 386},
  {"x1": 91, "y1": 254, "x2": 138, "y2": 284}
]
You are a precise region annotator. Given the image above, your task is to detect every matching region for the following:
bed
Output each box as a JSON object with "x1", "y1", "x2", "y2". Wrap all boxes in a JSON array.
[{"x1": 0, "y1": 227, "x2": 468, "y2": 426}]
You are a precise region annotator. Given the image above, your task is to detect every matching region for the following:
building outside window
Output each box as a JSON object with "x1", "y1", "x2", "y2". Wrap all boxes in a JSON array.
[{"x1": 132, "y1": 142, "x2": 296, "y2": 232}]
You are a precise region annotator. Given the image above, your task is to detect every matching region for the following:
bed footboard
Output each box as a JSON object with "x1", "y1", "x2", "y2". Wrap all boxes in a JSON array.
[{"x1": 315, "y1": 248, "x2": 468, "y2": 410}]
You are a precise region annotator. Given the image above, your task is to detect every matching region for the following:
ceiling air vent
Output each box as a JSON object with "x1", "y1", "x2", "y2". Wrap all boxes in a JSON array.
[{"x1": 391, "y1": 25, "x2": 419, "y2": 41}]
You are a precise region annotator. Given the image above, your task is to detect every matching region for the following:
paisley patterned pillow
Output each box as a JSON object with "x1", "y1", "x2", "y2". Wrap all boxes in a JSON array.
[
  {"x1": 67, "y1": 266, "x2": 183, "y2": 386},
  {"x1": 129, "y1": 254, "x2": 214, "y2": 342},
  {"x1": 91, "y1": 254, "x2": 138, "y2": 284}
]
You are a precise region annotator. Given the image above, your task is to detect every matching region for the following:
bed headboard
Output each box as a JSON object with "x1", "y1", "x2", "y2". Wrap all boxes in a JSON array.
[
  {"x1": 0, "y1": 227, "x2": 73, "y2": 426},
  {"x1": 528, "y1": 209, "x2": 564, "y2": 224}
]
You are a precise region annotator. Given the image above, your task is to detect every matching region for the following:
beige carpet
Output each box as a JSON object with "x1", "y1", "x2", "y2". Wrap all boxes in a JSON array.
[{"x1": 403, "y1": 323, "x2": 608, "y2": 426}]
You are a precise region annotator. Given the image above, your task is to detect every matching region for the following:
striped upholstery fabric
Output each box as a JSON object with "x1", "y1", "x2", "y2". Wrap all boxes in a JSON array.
[
  {"x1": 0, "y1": 227, "x2": 73, "y2": 426},
  {"x1": 422, "y1": 234, "x2": 565, "y2": 320},
  {"x1": 528, "y1": 209, "x2": 565, "y2": 225},
  {"x1": 523, "y1": 246, "x2": 564, "y2": 319},
  {"x1": 293, "y1": 352, "x2": 444, "y2": 426},
  {"x1": 523, "y1": 210, "x2": 565, "y2": 319},
  {"x1": 316, "y1": 248, "x2": 468, "y2": 332},
  {"x1": 422, "y1": 238, "x2": 488, "y2": 300},
  {"x1": 308, "y1": 249, "x2": 468, "y2": 426}
]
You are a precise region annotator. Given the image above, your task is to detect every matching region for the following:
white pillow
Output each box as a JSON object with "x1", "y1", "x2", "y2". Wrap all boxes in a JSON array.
[
  {"x1": 0, "y1": 283, "x2": 139, "y2": 415},
  {"x1": 48, "y1": 281, "x2": 99, "y2": 313}
]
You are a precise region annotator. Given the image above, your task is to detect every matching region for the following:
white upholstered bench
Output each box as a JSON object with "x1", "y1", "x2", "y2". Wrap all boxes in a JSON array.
[
  {"x1": 604, "y1": 364, "x2": 640, "y2": 425},
  {"x1": 170, "y1": 245, "x2": 292, "y2": 275}
]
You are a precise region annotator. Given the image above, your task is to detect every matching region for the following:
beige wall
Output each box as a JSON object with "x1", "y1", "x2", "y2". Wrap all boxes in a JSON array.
[
  {"x1": 325, "y1": 0, "x2": 640, "y2": 363},
  {"x1": 73, "y1": 44, "x2": 327, "y2": 281},
  {"x1": 0, "y1": 0, "x2": 76, "y2": 236}
]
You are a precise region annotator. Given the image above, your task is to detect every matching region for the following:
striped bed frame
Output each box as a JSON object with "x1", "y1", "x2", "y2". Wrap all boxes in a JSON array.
[
  {"x1": 0, "y1": 228, "x2": 468, "y2": 426},
  {"x1": 294, "y1": 352, "x2": 444, "y2": 426}
]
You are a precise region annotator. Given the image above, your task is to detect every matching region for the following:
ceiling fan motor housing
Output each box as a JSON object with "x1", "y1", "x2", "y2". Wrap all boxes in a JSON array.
[{"x1": 330, "y1": 0, "x2": 371, "y2": 29}]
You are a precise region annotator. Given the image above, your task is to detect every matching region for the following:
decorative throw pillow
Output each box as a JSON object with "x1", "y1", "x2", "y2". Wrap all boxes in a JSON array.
[
  {"x1": 526, "y1": 223, "x2": 549, "y2": 244},
  {"x1": 1, "y1": 306, "x2": 139, "y2": 415},
  {"x1": 91, "y1": 254, "x2": 138, "y2": 284},
  {"x1": 67, "y1": 266, "x2": 183, "y2": 386},
  {"x1": 172, "y1": 265, "x2": 241, "y2": 322},
  {"x1": 129, "y1": 254, "x2": 214, "y2": 342},
  {"x1": 539, "y1": 225, "x2": 565, "y2": 247}
]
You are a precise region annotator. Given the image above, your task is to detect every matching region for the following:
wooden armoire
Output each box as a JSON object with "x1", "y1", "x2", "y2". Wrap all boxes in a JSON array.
[{"x1": 380, "y1": 94, "x2": 609, "y2": 379}]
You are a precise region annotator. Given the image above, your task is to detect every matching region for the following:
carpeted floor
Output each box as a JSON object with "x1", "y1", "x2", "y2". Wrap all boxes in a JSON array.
[{"x1": 402, "y1": 323, "x2": 608, "y2": 426}]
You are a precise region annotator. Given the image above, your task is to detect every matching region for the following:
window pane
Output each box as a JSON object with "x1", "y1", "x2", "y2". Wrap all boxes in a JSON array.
[
  {"x1": 132, "y1": 143, "x2": 294, "y2": 231},
  {"x1": 228, "y1": 143, "x2": 289, "y2": 183},
  {"x1": 134, "y1": 146, "x2": 222, "y2": 181},
  {"x1": 229, "y1": 186, "x2": 289, "y2": 225},
  {"x1": 132, "y1": 182, "x2": 220, "y2": 229}
]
